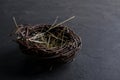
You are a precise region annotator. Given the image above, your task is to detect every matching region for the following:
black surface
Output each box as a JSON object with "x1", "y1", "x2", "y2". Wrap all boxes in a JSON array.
[{"x1": 0, "y1": 0, "x2": 120, "y2": 80}]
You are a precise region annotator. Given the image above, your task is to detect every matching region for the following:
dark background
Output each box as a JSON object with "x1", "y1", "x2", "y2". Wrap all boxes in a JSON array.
[{"x1": 0, "y1": 0, "x2": 120, "y2": 80}]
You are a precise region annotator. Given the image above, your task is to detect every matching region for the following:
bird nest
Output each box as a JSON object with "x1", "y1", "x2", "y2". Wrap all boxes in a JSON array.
[{"x1": 13, "y1": 16, "x2": 82, "y2": 63}]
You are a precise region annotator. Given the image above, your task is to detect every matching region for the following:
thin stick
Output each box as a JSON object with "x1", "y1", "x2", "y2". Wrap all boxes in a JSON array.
[
  {"x1": 12, "y1": 17, "x2": 18, "y2": 28},
  {"x1": 47, "y1": 35, "x2": 51, "y2": 48},
  {"x1": 26, "y1": 27, "x2": 29, "y2": 36},
  {"x1": 51, "y1": 16, "x2": 59, "y2": 26},
  {"x1": 48, "y1": 32, "x2": 63, "y2": 41},
  {"x1": 29, "y1": 39, "x2": 46, "y2": 44},
  {"x1": 46, "y1": 16, "x2": 75, "y2": 33}
]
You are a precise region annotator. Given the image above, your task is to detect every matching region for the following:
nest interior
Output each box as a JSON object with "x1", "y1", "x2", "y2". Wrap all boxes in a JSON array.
[{"x1": 15, "y1": 24, "x2": 81, "y2": 63}]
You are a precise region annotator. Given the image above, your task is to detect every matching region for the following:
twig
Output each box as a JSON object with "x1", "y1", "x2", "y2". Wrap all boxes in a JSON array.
[
  {"x1": 51, "y1": 16, "x2": 59, "y2": 26},
  {"x1": 48, "y1": 32, "x2": 63, "y2": 41},
  {"x1": 12, "y1": 17, "x2": 18, "y2": 28},
  {"x1": 28, "y1": 33, "x2": 45, "y2": 44},
  {"x1": 29, "y1": 33, "x2": 44, "y2": 40},
  {"x1": 29, "y1": 39, "x2": 46, "y2": 44},
  {"x1": 47, "y1": 35, "x2": 51, "y2": 48},
  {"x1": 46, "y1": 16, "x2": 75, "y2": 33},
  {"x1": 26, "y1": 27, "x2": 29, "y2": 36}
]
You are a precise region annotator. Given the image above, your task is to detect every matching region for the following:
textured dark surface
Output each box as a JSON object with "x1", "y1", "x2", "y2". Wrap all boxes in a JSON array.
[{"x1": 0, "y1": 0, "x2": 120, "y2": 80}]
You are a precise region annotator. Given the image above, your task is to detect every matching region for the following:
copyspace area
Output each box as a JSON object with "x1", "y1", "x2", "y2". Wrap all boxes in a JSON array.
[{"x1": 0, "y1": 0, "x2": 120, "y2": 80}]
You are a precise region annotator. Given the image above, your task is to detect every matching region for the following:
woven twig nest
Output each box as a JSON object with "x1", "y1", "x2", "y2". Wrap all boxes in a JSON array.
[
  {"x1": 13, "y1": 16, "x2": 81, "y2": 64},
  {"x1": 15, "y1": 24, "x2": 81, "y2": 63}
]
